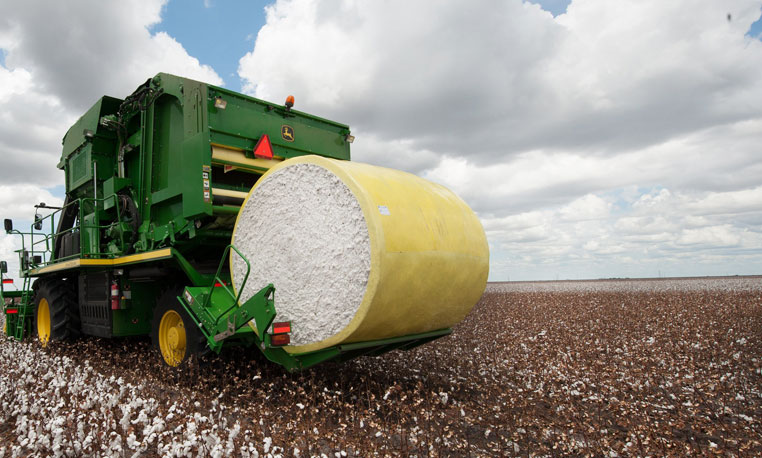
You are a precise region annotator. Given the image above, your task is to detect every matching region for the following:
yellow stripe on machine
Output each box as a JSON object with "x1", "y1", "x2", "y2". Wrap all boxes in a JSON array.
[
  {"x1": 211, "y1": 145, "x2": 282, "y2": 173},
  {"x1": 211, "y1": 188, "x2": 248, "y2": 200},
  {"x1": 28, "y1": 248, "x2": 174, "y2": 275}
]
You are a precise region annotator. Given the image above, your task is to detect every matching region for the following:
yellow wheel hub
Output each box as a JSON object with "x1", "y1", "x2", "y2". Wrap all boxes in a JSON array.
[
  {"x1": 37, "y1": 298, "x2": 51, "y2": 347},
  {"x1": 159, "y1": 310, "x2": 186, "y2": 367}
]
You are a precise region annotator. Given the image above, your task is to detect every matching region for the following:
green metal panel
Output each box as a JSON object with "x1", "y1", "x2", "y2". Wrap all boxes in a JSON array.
[
  {"x1": 207, "y1": 85, "x2": 350, "y2": 161},
  {"x1": 103, "y1": 177, "x2": 130, "y2": 210},
  {"x1": 81, "y1": 213, "x2": 100, "y2": 257},
  {"x1": 179, "y1": 132, "x2": 211, "y2": 219},
  {"x1": 151, "y1": 94, "x2": 184, "y2": 193},
  {"x1": 59, "y1": 96, "x2": 122, "y2": 168},
  {"x1": 66, "y1": 145, "x2": 117, "y2": 198},
  {"x1": 68, "y1": 146, "x2": 92, "y2": 189},
  {"x1": 111, "y1": 281, "x2": 158, "y2": 336}
]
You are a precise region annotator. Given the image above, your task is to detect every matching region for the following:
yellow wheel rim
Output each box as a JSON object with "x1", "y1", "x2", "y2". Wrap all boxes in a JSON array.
[
  {"x1": 37, "y1": 298, "x2": 51, "y2": 346},
  {"x1": 159, "y1": 310, "x2": 186, "y2": 367}
]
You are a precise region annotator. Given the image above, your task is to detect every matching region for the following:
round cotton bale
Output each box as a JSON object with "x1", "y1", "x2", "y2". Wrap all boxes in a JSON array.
[{"x1": 231, "y1": 155, "x2": 489, "y2": 354}]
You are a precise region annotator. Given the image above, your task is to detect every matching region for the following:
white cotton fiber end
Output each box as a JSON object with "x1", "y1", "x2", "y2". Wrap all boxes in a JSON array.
[{"x1": 231, "y1": 163, "x2": 371, "y2": 346}]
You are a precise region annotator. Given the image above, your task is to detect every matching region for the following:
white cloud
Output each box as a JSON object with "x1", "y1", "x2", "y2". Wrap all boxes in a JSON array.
[
  {"x1": 687, "y1": 187, "x2": 762, "y2": 215},
  {"x1": 0, "y1": 0, "x2": 222, "y2": 112},
  {"x1": 0, "y1": 232, "x2": 22, "y2": 282},
  {"x1": 348, "y1": 131, "x2": 442, "y2": 175},
  {"x1": 678, "y1": 225, "x2": 743, "y2": 247},
  {"x1": 615, "y1": 216, "x2": 678, "y2": 236},
  {"x1": 559, "y1": 194, "x2": 611, "y2": 221},
  {"x1": 0, "y1": 80, "x2": 70, "y2": 186},
  {"x1": 0, "y1": 185, "x2": 65, "y2": 281},
  {"x1": 0, "y1": 65, "x2": 32, "y2": 101},
  {"x1": 0, "y1": 185, "x2": 64, "y2": 222}
]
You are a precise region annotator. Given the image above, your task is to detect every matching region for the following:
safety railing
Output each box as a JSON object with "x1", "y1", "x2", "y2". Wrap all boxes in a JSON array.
[
  {"x1": 15, "y1": 193, "x2": 128, "y2": 274},
  {"x1": 28, "y1": 198, "x2": 80, "y2": 265},
  {"x1": 204, "y1": 244, "x2": 251, "y2": 323}
]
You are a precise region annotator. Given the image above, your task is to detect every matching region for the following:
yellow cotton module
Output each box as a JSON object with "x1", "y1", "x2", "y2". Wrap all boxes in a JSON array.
[{"x1": 231, "y1": 155, "x2": 489, "y2": 354}]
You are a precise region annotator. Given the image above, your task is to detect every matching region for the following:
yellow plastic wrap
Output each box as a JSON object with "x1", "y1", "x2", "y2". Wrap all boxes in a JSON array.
[{"x1": 232, "y1": 155, "x2": 489, "y2": 353}]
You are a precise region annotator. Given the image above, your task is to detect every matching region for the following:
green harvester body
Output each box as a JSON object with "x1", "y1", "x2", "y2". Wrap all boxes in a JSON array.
[{"x1": 2, "y1": 73, "x2": 449, "y2": 371}]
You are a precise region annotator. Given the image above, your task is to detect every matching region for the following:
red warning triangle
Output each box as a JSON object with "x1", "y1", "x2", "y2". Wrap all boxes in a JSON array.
[{"x1": 253, "y1": 134, "x2": 274, "y2": 159}]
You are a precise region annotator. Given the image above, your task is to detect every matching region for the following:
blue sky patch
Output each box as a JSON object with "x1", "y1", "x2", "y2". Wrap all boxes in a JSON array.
[
  {"x1": 748, "y1": 10, "x2": 762, "y2": 39},
  {"x1": 154, "y1": 0, "x2": 271, "y2": 91},
  {"x1": 531, "y1": 0, "x2": 571, "y2": 17}
]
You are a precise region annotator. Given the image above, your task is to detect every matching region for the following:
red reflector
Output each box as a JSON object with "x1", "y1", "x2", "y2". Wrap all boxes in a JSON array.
[
  {"x1": 214, "y1": 282, "x2": 225, "y2": 287},
  {"x1": 272, "y1": 321, "x2": 291, "y2": 334},
  {"x1": 2, "y1": 279, "x2": 12, "y2": 284},
  {"x1": 253, "y1": 134, "x2": 274, "y2": 159},
  {"x1": 271, "y1": 333, "x2": 290, "y2": 346},
  {"x1": 6, "y1": 309, "x2": 18, "y2": 314}
]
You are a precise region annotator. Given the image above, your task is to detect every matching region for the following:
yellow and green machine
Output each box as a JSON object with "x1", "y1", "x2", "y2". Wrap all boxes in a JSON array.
[{"x1": 2, "y1": 73, "x2": 487, "y2": 371}]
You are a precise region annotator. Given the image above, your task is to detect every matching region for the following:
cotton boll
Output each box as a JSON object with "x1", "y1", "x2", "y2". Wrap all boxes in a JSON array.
[
  {"x1": 226, "y1": 422, "x2": 241, "y2": 453},
  {"x1": 119, "y1": 407, "x2": 132, "y2": 433},
  {"x1": 263, "y1": 436, "x2": 272, "y2": 454},
  {"x1": 131, "y1": 409, "x2": 149, "y2": 426}
]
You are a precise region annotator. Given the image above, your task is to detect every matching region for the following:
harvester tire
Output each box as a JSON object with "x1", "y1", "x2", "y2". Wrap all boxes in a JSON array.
[
  {"x1": 33, "y1": 278, "x2": 80, "y2": 346},
  {"x1": 151, "y1": 287, "x2": 209, "y2": 367}
]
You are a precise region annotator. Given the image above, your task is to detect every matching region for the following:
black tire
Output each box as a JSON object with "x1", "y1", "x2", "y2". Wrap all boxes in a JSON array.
[
  {"x1": 33, "y1": 277, "x2": 80, "y2": 344},
  {"x1": 151, "y1": 286, "x2": 210, "y2": 367}
]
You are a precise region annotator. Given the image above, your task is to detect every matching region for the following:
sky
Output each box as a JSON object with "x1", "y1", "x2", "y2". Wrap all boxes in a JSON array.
[{"x1": 0, "y1": 0, "x2": 761, "y2": 283}]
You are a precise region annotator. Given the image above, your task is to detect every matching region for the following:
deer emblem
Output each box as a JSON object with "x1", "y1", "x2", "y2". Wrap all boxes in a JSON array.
[{"x1": 281, "y1": 125, "x2": 295, "y2": 142}]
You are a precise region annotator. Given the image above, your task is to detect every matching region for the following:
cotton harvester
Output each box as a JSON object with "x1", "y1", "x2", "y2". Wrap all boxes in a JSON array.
[{"x1": 1, "y1": 74, "x2": 489, "y2": 370}]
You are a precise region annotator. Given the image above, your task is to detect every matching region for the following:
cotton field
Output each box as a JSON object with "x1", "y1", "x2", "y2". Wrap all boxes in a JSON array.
[{"x1": 1, "y1": 277, "x2": 760, "y2": 456}]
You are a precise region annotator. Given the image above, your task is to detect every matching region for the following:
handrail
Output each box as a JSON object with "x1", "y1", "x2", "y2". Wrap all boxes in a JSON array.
[
  {"x1": 28, "y1": 197, "x2": 80, "y2": 265},
  {"x1": 14, "y1": 193, "x2": 127, "y2": 275},
  {"x1": 204, "y1": 244, "x2": 252, "y2": 328}
]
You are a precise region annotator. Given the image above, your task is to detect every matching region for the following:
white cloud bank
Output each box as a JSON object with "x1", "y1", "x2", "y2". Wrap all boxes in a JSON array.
[{"x1": 240, "y1": 0, "x2": 762, "y2": 280}]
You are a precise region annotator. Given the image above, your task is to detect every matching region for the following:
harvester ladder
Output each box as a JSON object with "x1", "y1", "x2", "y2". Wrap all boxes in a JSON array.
[{"x1": 10, "y1": 277, "x2": 34, "y2": 340}]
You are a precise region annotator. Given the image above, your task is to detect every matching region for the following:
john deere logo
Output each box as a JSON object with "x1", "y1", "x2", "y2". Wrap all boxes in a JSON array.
[{"x1": 281, "y1": 125, "x2": 295, "y2": 142}]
